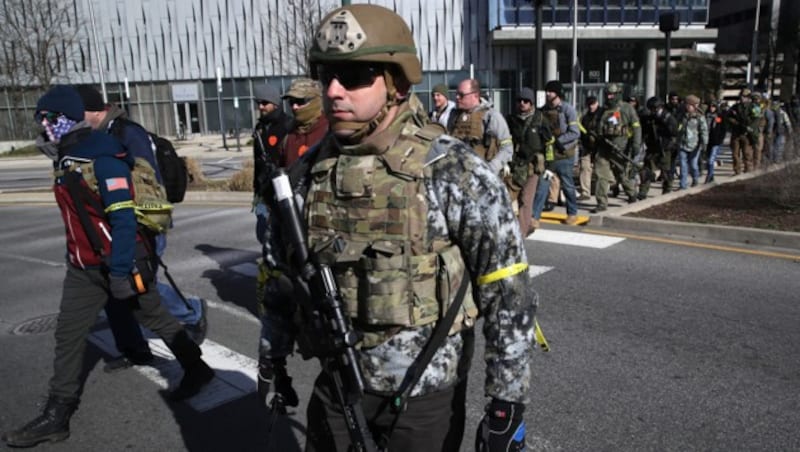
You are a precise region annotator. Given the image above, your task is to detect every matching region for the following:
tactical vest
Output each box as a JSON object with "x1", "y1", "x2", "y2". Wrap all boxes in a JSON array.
[
  {"x1": 600, "y1": 107, "x2": 627, "y2": 138},
  {"x1": 305, "y1": 122, "x2": 479, "y2": 348},
  {"x1": 543, "y1": 105, "x2": 577, "y2": 159},
  {"x1": 450, "y1": 109, "x2": 499, "y2": 161}
]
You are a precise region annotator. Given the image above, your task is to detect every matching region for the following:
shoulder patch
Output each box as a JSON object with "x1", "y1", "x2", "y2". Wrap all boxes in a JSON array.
[{"x1": 425, "y1": 134, "x2": 455, "y2": 167}]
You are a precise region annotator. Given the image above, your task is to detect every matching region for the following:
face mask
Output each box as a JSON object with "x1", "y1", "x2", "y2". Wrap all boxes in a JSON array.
[
  {"x1": 43, "y1": 115, "x2": 77, "y2": 142},
  {"x1": 294, "y1": 96, "x2": 322, "y2": 126}
]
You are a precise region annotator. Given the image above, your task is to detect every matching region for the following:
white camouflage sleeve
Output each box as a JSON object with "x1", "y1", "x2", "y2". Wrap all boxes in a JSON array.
[{"x1": 426, "y1": 135, "x2": 536, "y2": 404}]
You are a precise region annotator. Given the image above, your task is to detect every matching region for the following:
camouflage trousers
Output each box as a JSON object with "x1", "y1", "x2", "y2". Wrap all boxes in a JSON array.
[
  {"x1": 594, "y1": 151, "x2": 635, "y2": 208},
  {"x1": 730, "y1": 134, "x2": 754, "y2": 174}
]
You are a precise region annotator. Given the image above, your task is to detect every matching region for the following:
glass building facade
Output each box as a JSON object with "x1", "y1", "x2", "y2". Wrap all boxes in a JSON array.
[{"x1": 491, "y1": 0, "x2": 710, "y2": 28}]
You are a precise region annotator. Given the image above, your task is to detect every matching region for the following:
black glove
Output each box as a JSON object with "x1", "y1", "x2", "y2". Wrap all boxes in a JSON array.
[
  {"x1": 257, "y1": 357, "x2": 299, "y2": 412},
  {"x1": 475, "y1": 399, "x2": 526, "y2": 452},
  {"x1": 109, "y1": 274, "x2": 136, "y2": 300}
]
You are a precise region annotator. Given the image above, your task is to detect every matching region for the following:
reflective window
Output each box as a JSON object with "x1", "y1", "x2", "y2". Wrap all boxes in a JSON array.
[{"x1": 490, "y1": 0, "x2": 709, "y2": 27}]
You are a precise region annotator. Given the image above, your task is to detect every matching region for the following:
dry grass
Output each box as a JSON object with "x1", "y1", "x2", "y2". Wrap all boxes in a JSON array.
[{"x1": 227, "y1": 160, "x2": 254, "y2": 192}]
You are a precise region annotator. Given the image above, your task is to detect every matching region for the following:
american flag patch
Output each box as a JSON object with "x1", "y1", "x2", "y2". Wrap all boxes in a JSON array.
[{"x1": 105, "y1": 177, "x2": 129, "y2": 191}]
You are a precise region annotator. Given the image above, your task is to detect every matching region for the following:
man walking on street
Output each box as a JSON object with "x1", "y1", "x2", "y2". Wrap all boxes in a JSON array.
[
  {"x1": 591, "y1": 83, "x2": 642, "y2": 212},
  {"x1": 262, "y1": 5, "x2": 536, "y2": 450},
  {"x1": 532, "y1": 80, "x2": 580, "y2": 225},
  {"x1": 677, "y1": 94, "x2": 708, "y2": 189},
  {"x1": 2, "y1": 86, "x2": 214, "y2": 448},
  {"x1": 448, "y1": 78, "x2": 514, "y2": 179}
]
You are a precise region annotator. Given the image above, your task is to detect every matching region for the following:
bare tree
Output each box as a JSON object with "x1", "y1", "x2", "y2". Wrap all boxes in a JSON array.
[
  {"x1": 0, "y1": 0, "x2": 83, "y2": 139},
  {"x1": 270, "y1": 0, "x2": 337, "y2": 76}
]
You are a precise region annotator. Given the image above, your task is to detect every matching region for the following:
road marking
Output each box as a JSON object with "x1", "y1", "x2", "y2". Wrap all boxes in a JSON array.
[
  {"x1": 88, "y1": 328, "x2": 257, "y2": 412},
  {"x1": 529, "y1": 265, "x2": 553, "y2": 278},
  {"x1": 583, "y1": 228, "x2": 800, "y2": 261},
  {"x1": 206, "y1": 299, "x2": 260, "y2": 324},
  {"x1": 0, "y1": 251, "x2": 65, "y2": 267},
  {"x1": 528, "y1": 229, "x2": 626, "y2": 248}
]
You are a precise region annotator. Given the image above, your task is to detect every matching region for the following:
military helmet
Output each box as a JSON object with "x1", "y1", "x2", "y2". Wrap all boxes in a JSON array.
[
  {"x1": 606, "y1": 83, "x2": 622, "y2": 94},
  {"x1": 740, "y1": 88, "x2": 752, "y2": 97},
  {"x1": 646, "y1": 96, "x2": 664, "y2": 110},
  {"x1": 309, "y1": 5, "x2": 422, "y2": 84}
]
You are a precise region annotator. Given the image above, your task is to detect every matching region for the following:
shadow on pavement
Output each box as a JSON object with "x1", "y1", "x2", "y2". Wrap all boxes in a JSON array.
[
  {"x1": 159, "y1": 385, "x2": 304, "y2": 452},
  {"x1": 195, "y1": 243, "x2": 260, "y2": 316}
]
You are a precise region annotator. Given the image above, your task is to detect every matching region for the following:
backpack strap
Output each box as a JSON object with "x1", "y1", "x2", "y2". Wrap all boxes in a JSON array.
[{"x1": 63, "y1": 170, "x2": 107, "y2": 258}]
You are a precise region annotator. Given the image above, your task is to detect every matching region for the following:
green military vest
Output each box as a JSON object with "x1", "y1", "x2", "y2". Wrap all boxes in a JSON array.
[{"x1": 305, "y1": 115, "x2": 478, "y2": 348}]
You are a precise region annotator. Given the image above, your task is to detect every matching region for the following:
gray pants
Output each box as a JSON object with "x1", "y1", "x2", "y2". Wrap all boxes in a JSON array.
[{"x1": 49, "y1": 266, "x2": 183, "y2": 400}]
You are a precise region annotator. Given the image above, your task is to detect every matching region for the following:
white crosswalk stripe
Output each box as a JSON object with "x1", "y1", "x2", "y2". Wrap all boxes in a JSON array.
[
  {"x1": 528, "y1": 229, "x2": 625, "y2": 248},
  {"x1": 88, "y1": 328, "x2": 257, "y2": 413}
]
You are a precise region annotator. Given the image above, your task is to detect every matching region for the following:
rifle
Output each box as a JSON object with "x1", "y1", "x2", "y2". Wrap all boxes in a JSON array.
[
  {"x1": 270, "y1": 170, "x2": 379, "y2": 452},
  {"x1": 590, "y1": 130, "x2": 643, "y2": 170}
]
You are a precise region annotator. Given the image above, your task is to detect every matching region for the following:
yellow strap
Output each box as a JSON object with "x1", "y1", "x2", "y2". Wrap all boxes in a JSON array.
[
  {"x1": 534, "y1": 318, "x2": 550, "y2": 352},
  {"x1": 476, "y1": 262, "x2": 528, "y2": 286},
  {"x1": 568, "y1": 121, "x2": 578, "y2": 126},
  {"x1": 104, "y1": 200, "x2": 136, "y2": 213},
  {"x1": 631, "y1": 121, "x2": 641, "y2": 128},
  {"x1": 578, "y1": 123, "x2": 588, "y2": 134},
  {"x1": 500, "y1": 138, "x2": 513, "y2": 146}
]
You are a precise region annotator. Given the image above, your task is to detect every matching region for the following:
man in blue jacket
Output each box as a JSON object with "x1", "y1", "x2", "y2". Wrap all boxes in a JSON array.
[{"x1": 2, "y1": 85, "x2": 214, "y2": 448}]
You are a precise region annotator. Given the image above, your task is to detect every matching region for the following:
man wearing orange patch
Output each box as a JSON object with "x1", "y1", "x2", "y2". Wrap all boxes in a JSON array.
[
  {"x1": 280, "y1": 78, "x2": 329, "y2": 167},
  {"x1": 252, "y1": 83, "x2": 292, "y2": 199}
]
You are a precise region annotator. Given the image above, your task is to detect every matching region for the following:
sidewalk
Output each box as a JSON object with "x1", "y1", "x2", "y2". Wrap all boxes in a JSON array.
[{"x1": 539, "y1": 158, "x2": 800, "y2": 252}]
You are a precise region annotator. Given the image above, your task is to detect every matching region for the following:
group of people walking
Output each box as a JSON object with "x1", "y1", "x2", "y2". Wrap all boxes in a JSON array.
[{"x1": 5, "y1": 3, "x2": 798, "y2": 451}]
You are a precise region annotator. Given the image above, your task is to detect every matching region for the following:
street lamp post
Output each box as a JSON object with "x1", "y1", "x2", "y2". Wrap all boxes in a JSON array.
[
  {"x1": 659, "y1": 12, "x2": 680, "y2": 99},
  {"x1": 749, "y1": 0, "x2": 762, "y2": 90},
  {"x1": 217, "y1": 66, "x2": 228, "y2": 150},
  {"x1": 229, "y1": 45, "x2": 241, "y2": 152}
]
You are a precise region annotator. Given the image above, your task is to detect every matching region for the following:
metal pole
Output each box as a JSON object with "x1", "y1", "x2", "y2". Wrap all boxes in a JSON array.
[
  {"x1": 535, "y1": 0, "x2": 544, "y2": 91},
  {"x1": 749, "y1": 0, "x2": 762, "y2": 90},
  {"x1": 86, "y1": 0, "x2": 108, "y2": 102},
  {"x1": 664, "y1": 31, "x2": 671, "y2": 100},
  {"x1": 571, "y1": 0, "x2": 578, "y2": 108},
  {"x1": 229, "y1": 45, "x2": 241, "y2": 152},
  {"x1": 217, "y1": 67, "x2": 228, "y2": 150}
]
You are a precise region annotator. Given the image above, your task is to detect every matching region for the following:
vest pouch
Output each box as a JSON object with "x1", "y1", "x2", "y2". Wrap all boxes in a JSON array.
[
  {"x1": 335, "y1": 154, "x2": 376, "y2": 197},
  {"x1": 436, "y1": 244, "x2": 477, "y2": 335}
]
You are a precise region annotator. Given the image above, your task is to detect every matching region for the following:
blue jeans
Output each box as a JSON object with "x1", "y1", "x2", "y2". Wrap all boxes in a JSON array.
[
  {"x1": 532, "y1": 158, "x2": 578, "y2": 218},
  {"x1": 155, "y1": 234, "x2": 201, "y2": 325},
  {"x1": 679, "y1": 148, "x2": 700, "y2": 189},
  {"x1": 705, "y1": 145, "x2": 720, "y2": 182}
]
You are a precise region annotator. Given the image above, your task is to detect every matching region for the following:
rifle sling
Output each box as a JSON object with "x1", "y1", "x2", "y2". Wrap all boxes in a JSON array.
[{"x1": 382, "y1": 269, "x2": 471, "y2": 446}]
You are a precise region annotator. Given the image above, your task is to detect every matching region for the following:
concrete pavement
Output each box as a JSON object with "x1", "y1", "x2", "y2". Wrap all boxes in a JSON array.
[{"x1": 1, "y1": 134, "x2": 798, "y2": 252}]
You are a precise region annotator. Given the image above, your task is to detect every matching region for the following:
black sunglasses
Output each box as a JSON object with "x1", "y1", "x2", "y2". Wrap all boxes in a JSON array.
[
  {"x1": 35, "y1": 111, "x2": 61, "y2": 123},
  {"x1": 315, "y1": 64, "x2": 384, "y2": 90},
  {"x1": 286, "y1": 97, "x2": 312, "y2": 106},
  {"x1": 256, "y1": 100, "x2": 272, "y2": 106}
]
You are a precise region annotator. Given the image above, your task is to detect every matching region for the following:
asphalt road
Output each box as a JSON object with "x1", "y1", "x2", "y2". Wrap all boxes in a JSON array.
[{"x1": 0, "y1": 205, "x2": 798, "y2": 451}]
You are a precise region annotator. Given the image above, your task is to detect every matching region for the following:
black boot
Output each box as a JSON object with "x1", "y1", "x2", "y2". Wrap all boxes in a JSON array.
[
  {"x1": 2, "y1": 396, "x2": 77, "y2": 447},
  {"x1": 168, "y1": 330, "x2": 215, "y2": 401}
]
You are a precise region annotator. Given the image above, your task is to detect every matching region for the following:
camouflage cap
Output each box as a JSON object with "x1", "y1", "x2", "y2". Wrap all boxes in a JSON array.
[
  {"x1": 606, "y1": 83, "x2": 621, "y2": 94},
  {"x1": 282, "y1": 77, "x2": 322, "y2": 100},
  {"x1": 684, "y1": 94, "x2": 701, "y2": 106},
  {"x1": 740, "y1": 88, "x2": 752, "y2": 97}
]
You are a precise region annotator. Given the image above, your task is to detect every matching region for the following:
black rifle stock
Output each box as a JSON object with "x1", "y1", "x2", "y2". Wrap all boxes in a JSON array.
[
  {"x1": 591, "y1": 131, "x2": 643, "y2": 169},
  {"x1": 271, "y1": 170, "x2": 378, "y2": 452}
]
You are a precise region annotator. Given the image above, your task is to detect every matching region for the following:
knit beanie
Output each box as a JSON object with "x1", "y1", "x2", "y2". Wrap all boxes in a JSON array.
[
  {"x1": 35, "y1": 85, "x2": 85, "y2": 121},
  {"x1": 545, "y1": 80, "x2": 563, "y2": 98},
  {"x1": 75, "y1": 85, "x2": 106, "y2": 112},
  {"x1": 432, "y1": 84, "x2": 448, "y2": 97},
  {"x1": 254, "y1": 83, "x2": 282, "y2": 106}
]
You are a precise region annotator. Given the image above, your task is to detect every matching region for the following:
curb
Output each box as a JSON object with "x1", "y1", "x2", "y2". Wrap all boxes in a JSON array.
[{"x1": 594, "y1": 215, "x2": 800, "y2": 251}]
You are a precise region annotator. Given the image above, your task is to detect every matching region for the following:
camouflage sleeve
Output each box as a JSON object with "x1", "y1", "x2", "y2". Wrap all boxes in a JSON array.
[{"x1": 426, "y1": 135, "x2": 536, "y2": 404}]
